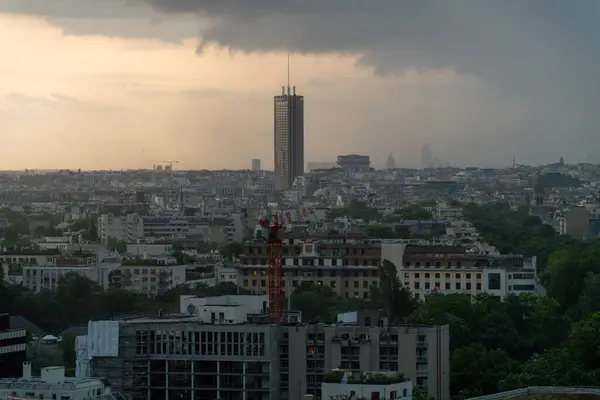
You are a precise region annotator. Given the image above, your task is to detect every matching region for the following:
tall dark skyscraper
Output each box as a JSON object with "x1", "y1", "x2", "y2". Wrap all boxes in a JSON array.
[
  {"x1": 421, "y1": 143, "x2": 433, "y2": 169},
  {"x1": 274, "y1": 85, "x2": 304, "y2": 189}
]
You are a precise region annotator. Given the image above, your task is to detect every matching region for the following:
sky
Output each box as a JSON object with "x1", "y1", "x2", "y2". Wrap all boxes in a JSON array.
[{"x1": 1, "y1": 0, "x2": 599, "y2": 170}]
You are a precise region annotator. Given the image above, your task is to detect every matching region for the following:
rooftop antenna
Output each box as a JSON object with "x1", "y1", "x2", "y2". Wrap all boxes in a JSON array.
[{"x1": 287, "y1": 53, "x2": 290, "y2": 95}]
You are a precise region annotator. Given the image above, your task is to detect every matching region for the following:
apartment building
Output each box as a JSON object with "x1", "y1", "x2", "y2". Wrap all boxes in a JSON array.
[
  {"x1": 434, "y1": 203, "x2": 463, "y2": 220},
  {"x1": 21, "y1": 253, "x2": 103, "y2": 293},
  {"x1": 238, "y1": 234, "x2": 381, "y2": 299},
  {"x1": 79, "y1": 308, "x2": 449, "y2": 400},
  {"x1": 0, "y1": 314, "x2": 27, "y2": 378},
  {"x1": 283, "y1": 323, "x2": 448, "y2": 400},
  {"x1": 127, "y1": 243, "x2": 174, "y2": 257},
  {"x1": 98, "y1": 213, "x2": 234, "y2": 244},
  {"x1": 0, "y1": 363, "x2": 123, "y2": 400},
  {"x1": 83, "y1": 319, "x2": 280, "y2": 400},
  {"x1": 115, "y1": 256, "x2": 176, "y2": 296},
  {"x1": 398, "y1": 245, "x2": 539, "y2": 300},
  {"x1": 0, "y1": 250, "x2": 60, "y2": 269},
  {"x1": 321, "y1": 371, "x2": 413, "y2": 400},
  {"x1": 2, "y1": 250, "x2": 120, "y2": 292}
]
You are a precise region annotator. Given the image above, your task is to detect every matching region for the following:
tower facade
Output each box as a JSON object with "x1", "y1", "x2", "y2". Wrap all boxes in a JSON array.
[
  {"x1": 421, "y1": 144, "x2": 433, "y2": 169},
  {"x1": 274, "y1": 86, "x2": 304, "y2": 189}
]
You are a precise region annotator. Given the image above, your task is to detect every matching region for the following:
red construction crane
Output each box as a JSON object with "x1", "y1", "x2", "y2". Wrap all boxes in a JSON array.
[{"x1": 257, "y1": 206, "x2": 314, "y2": 323}]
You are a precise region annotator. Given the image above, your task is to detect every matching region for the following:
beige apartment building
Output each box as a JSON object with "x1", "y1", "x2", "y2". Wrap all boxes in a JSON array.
[
  {"x1": 238, "y1": 233, "x2": 380, "y2": 299},
  {"x1": 401, "y1": 245, "x2": 487, "y2": 300},
  {"x1": 239, "y1": 237, "x2": 539, "y2": 301}
]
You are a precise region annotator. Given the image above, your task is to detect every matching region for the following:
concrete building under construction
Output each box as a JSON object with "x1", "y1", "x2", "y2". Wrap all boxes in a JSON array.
[{"x1": 75, "y1": 296, "x2": 450, "y2": 400}]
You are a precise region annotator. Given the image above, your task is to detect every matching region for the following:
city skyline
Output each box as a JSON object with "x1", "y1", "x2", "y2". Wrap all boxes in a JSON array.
[{"x1": 0, "y1": 1, "x2": 599, "y2": 170}]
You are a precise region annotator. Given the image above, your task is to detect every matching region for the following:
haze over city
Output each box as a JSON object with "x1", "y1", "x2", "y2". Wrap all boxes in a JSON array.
[{"x1": 1, "y1": 0, "x2": 599, "y2": 170}]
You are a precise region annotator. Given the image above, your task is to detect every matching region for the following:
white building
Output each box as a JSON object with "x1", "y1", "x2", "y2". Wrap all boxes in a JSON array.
[
  {"x1": 180, "y1": 294, "x2": 269, "y2": 324},
  {"x1": 321, "y1": 371, "x2": 413, "y2": 400},
  {"x1": 98, "y1": 213, "x2": 234, "y2": 243},
  {"x1": 126, "y1": 243, "x2": 173, "y2": 257},
  {"x1": 381, "y1": 243, "x2": 540, "y2": 301},
  {"x1": 0, "y1": 363, "x2": 121, "y2": 400},
  {"x1": 435, "y1": 203, "x2": 463, "y2": 220}
]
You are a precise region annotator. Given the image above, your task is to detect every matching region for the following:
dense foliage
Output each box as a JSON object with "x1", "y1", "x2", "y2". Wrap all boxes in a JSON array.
[{"x1": 3, "y1": 203, "x2": 600, "y2": 397}]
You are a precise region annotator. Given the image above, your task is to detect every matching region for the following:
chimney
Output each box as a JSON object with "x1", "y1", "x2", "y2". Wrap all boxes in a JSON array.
[{"x1": 22, "y1": 362, "x2": 32, "y2": 380}]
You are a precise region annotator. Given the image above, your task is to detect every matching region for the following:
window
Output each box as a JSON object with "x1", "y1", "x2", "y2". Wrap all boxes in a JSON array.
[{"x1": 488, "y1": 273, "x2": 501, "y2": 290}]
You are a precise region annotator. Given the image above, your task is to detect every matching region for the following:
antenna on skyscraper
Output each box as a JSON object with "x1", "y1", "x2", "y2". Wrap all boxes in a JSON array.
[{"x1": 287, "y1": 53, "x2": 291, "y2": 95}]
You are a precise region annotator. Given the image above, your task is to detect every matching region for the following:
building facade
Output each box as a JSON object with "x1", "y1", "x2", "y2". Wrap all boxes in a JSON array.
[
  {"x1": 0, "y1": 314, "x2": 27, "y2": 378},
  {"x1": 237, "y1": 237, "x2": 540, "y2": 301},
  {"x1": 337, "y1": 154, "x2": 371, "y2": 171},
  {"x1": 396, "y1": 245, "x2": 539, "y2": 300},
  {"x1": 274, "y1": 86, "x2": 304, "y2": 190},
  {"x1": 83, "y1": 318, "x2": 449, "y2": 400},
  {"x1": 238, "y1": 234, "x2": 381, "y2": 299},
  {"x1": 0, "y1": 363, "x2": 121, "y2": 400}
]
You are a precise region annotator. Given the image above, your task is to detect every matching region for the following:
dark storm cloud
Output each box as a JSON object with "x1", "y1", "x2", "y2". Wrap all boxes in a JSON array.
[
  {"x1": 139, "y1": 0, "x2": 600, "y2": 142},
  {"x1": 5, "y1": 0, "x2": 600, "y2": 99},
  {"x1": 3, "y1": 0, "x2": 600, "y2": 160}
]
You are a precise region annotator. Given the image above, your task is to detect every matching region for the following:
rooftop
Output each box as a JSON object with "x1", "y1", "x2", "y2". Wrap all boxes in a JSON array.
[
  {"x1": 323, "y1": 371, "x2": 407, "y2": 385},
  {"x1": 517, "y1": 396, "x2": 600, "y2": 400},
  {"x1": 0, "y1": 376, "x2": 106, "y2": 391}
]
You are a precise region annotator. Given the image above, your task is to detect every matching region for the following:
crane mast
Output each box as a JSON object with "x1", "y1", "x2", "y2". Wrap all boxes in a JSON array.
[{"x1": 257, "y1": 207, "x2": 314, "y2": 323}]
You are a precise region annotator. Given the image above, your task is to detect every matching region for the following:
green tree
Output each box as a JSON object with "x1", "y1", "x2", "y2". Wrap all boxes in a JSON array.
[
  {"x1": 364, "y1": 225, "x2": 409, "y2": 239},
  {"x1": 387, "y1": 205, "x2": 433, "y2": 221},
  {"x1": 543, "y1": 242, "x2": 600, "y2": 309},
  {"x1": 565, "y1": 312, "x2": 600, "y2": 370},
  {"x1": 290, "y1": 283, "x2": 341, "y2": 322},
  {"x1": 379, "y1": 260, "x2": 415, "y2": 322},
  {"x1": 329, "y1": 199, "x2": 381, "y2": 221},
  {"x1": 220, "y1": 242, "x2": 244, "y2": 259},
  {"x1": 576, "y1": 273, "x2": 600, "y2": 318},
  {"x1": 60, "y1": 334, "x2": 77, "y2": 374},
  {"x1": 451, "y1": 344, "x2": 518, "y2": 398},
  {"x1": 107, "y1": 237, "x2": 127, "y2": 253}
]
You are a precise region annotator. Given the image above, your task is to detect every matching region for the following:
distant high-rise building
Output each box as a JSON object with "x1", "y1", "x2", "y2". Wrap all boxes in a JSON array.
[
  {"x1": 421, "y1": 144, "x2": 433, "y2": 168},
  {"x1": 252, "y1": 159, "x2": 261, "y2": 171},
  {"x1": 307, "y1": 161, "x2": 337, "y2": 171},
  {"x1": 274, "y1": 85, "x2": 304, "y2": 189},
  {"x1": 337, "y1": 154, "x2": 370, "y2": 170},
  {"x1": 386, "y1": 153, "x2": 397, "y2": 170}
]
